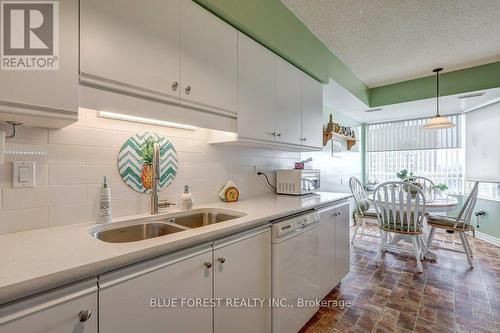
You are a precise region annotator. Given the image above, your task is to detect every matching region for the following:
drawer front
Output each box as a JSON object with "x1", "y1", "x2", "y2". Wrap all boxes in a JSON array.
[{"x1": 0, "y1": 280, "x2": 97, "y2": 333}]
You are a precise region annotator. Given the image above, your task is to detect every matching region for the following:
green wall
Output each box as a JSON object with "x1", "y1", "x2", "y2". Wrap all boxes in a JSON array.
[
  {"x1": 448, "y1": 195, "x2": 500, "y2": 240},
  {"x1": 193, "y1": 0, "x2": 370, "y2": 105},
  {"x1": 370, "y1": 61, "x2": 500, "y2": 107},
  {"x1": 194, "y1": 0, "x2": 500, "y2": 109}
]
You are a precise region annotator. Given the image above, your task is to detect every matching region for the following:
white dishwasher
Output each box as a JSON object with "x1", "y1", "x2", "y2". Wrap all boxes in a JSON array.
[{"x1": 272, "y1": 210, "x2": 320, "y2": 333}]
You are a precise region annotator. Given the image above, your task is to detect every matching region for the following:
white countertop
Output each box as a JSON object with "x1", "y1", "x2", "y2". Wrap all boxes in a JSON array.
[{"x1": 0, "y1": 192, "x2": 351, "y2": 305}]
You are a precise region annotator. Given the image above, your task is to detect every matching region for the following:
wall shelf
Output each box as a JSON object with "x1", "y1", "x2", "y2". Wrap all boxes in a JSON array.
[{"x1": 323, "y1": 131, "x2": 357, "y2": 151}]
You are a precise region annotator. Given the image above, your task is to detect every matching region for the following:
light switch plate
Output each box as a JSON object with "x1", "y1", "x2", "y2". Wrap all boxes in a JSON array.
[{"x1": 13, "y1": 161, "x2": 35, "y2": 188}]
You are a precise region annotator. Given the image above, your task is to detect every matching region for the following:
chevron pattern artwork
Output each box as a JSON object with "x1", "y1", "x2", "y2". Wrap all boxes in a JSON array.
[{"x1": 118, "y1": 132, "x2": 178, "y2": 193}]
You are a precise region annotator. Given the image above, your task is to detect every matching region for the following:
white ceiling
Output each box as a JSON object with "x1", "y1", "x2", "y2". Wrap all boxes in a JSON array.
[
  {"x1": 282, "y1": 0, "x2": 500, "y2": 87},
  {"x1": 324, "y1": 80, "x2": 500, "y2": 123}
]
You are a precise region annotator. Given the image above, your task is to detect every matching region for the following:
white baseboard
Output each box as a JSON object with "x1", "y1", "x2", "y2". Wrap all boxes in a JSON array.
[{"x1": 475, "y1": 230, "x2": 500, "y2": 247}]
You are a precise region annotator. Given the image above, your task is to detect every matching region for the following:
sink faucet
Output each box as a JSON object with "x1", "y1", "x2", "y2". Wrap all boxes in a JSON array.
[{"x1": 151, "y1": 143, "x2": 175, "y2": 214}]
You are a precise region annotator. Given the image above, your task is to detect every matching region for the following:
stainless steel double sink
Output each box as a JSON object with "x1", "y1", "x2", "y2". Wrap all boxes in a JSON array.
[{"x1": 90, "y1": 209, "x2": 245, "y2": 243}]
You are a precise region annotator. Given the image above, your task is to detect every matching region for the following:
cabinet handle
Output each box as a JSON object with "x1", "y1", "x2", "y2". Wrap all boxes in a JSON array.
[
  {"x1": 79, "y1": 310, "x2": 92, "y2": 322},
  {"x1": 332, "y1": 212, "x2": 341, "y2": 217},
  {"x1": 270, "y1": 132, "x2": 276, "y2": 136},
  {"x1": 300, "y1": 138, "x2": 307, "y2": 141},
  {"x1": 217, "y1": 257, "x2": 226, "y2": 264},
  {"x1": 204, "y1": 261, "x2": 212, "y2": 269},
  {"x1": 276, "y1": 132, "x2": 282, "y2": 137},
  {"x1": 185, "y1": 85, "x2": 192, "y2": 95},
  {"x1": 171, "y1": 81, "x2": 179, "y2": 91}
]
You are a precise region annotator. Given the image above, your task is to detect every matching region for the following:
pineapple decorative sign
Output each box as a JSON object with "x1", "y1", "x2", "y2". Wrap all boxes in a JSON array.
[{"x1": 118, "y1": 132, "x2": 178, "y2": 193}]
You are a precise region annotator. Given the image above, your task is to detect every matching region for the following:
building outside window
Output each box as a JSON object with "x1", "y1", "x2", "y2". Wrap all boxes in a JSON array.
[{"x1": 366, "y1": 115, "x2": 499, "y2": 201}]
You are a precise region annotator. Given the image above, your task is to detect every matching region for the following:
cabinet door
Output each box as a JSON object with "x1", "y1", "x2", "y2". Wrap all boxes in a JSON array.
[
  {"x1": 99, "y1": 245, "x2": 213, "y2": 333},
  {"x1": 0, "y1": 0, "x2": 78, "y2": 128},
  {"x1": 0, "y1": 279, "x2": 97, "y2": 333},
  {"x1": 80, "y1": 0, "x2": 180, "y2": 103},
  {"x1": 275, "y1": 56, "x2": 302, "y2": 146},
  {"x1": 301, "y1": 74, "x2": 324, "y2": 149},
  {"x1": 334, "y1": 203, "x2": 351, "y2": 284},
  {"x1": 180, "y1": 0, "x2": 237, "y2": 115},
  {"x1": 318, "y1": 206, "x2": 337, "y2": 299},
  {"x1": 237, "y1": 33, "x2": 276, "y2": 142},
  {"x1": 213, "y1": 227, "x2": 272, "y2": 333}
]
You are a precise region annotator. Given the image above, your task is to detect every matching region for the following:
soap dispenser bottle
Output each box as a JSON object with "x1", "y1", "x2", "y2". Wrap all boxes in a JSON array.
[
  {"x1": 180, "y1": 185, "x2": 193, "y2": 210},
  {"x1": 97, "y1": 176, "x2": 112, "y2": 224}
]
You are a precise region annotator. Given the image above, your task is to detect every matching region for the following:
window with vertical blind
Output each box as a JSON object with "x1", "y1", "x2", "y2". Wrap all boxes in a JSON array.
[{"x1": 366, "y1": 115, "x2": 464, "y2": 194}]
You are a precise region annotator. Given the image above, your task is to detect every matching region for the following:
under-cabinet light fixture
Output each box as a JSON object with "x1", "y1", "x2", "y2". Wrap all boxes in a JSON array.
[
  {"x1": 458, "y1": 92, "x2": 485, "y2": 99},
  {"x1": 98, "y1": 111, "x2": 196, "y2": 130}
]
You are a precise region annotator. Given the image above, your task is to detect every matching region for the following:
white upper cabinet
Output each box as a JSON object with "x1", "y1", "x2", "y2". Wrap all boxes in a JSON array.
[
  {"x1": 222, "y1": 32, "x2": 323, "y2": 151},
  {"x1": 80, "y1": 0, "x2": 180, "y2": 104},
  {"x1": 180, "y1": 0, "x2": 237, "y2": 115},
  {"x1": 0, "y1": 0, "x2": 78, "y2": 128},
  {"x1": 301, "y1": 73, "x2": 324, "y2": 149},
  {"x1": 237, "y1": 33, "x2": 276, "y2": 142},
  {"x1": 275, "y1": 57, "x2": 302, "y2": 146}
]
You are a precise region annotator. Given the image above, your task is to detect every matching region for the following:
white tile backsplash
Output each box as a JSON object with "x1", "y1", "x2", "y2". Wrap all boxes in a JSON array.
[
  {"x1": 0, "y1": 207, "x2": 49, "y2": 234},
  {"x1": 0, "y1": 108, "x2": 300, "y2": 234}
]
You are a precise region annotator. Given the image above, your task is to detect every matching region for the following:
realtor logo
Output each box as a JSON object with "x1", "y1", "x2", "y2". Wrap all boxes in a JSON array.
[{"x1": 1, "y1": 0, "x2": 59, "y2": 70}]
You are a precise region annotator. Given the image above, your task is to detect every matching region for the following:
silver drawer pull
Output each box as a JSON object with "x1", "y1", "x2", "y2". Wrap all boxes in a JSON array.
[
  {"x1": 332, "y1": 212, "x2": 341, "y2": 217},
  {"x1": 171, "y1": 81, "x2": 179, "y2": 91},
  {"x1": 204, "y1": 261, "x2": 212, "y2": 269},
  {"x1": 185, "y1": 85, "x2": 192, "y2": 95},
  {"x1": 217, "y1": 257, "x2": 226, "y2": 264},
  {"x1": 79, "y1": 310, "x2": 91, "y2": 322}
]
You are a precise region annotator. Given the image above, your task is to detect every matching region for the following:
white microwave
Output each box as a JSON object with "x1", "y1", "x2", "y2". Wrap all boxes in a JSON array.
[{"x1": 276, "y1": 169, "x2": 320, "y2": 195}]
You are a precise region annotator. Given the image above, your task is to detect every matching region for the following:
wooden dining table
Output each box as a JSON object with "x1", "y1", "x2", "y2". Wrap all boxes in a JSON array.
[{"x1": 367, "y1": 194, "x2": 459, "y2": 260}]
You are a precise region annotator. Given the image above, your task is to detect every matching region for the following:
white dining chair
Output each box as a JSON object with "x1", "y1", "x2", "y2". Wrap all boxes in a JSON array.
[
  {"x1": 424, "y1": 182, "x2": 479, "y2": 268},
  {"x1": 349, "y1": 177, "x2": 379, "y2": 244},
  {"x1": 372, "y1": 181, "x2": 427, "y2": 272}
]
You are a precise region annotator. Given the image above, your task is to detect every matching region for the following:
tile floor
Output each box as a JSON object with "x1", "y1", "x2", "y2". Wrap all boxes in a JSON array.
[{"x1": 300, "y1": 225, "x2": 500, "y2": 333}]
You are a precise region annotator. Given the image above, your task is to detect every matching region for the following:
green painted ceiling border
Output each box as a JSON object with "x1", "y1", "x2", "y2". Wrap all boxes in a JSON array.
[
  {"x1": 192, "y1": 0, "x2": 370, "y2": 105},
  {"x1": 370, "y1": 61, "x2": 500, "y2": 107},
  {"x1": 193, "y1": 0, "x2": 500, "y2": 108}
]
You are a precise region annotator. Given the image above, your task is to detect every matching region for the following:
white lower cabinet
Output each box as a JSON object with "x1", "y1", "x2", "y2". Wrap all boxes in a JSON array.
[
  {"x1": 317, "y1": 206, "x2": 337, "y2": 299},
  {"x1": 334, "y1": 203, "x2": 351, "y2": 285},
  {"x1": 98, "y1": 244, "x2": 213, "y2": 333},
  {"x1": 0, "y1": 279, "x2": 97, "y2": 333},
  {"x1": 98, "y1": 226, "x2": 271, "y2": 333},
  {"x1": 317, "y1": 202, "x2": 351, "y2": 299},
  {"x1": 213, "y1": 227, "x2": 271, "y2": 333}
]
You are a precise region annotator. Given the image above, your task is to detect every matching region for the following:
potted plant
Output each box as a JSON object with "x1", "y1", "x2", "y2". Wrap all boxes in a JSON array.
[
  {"x1": 396, "y1": 169, "x2": 414, "y2": 181},
  {"x1": 396, "y1": 170, "x2": 421, "y2": 197},
  {"x1": 433, "y1": 183, "x2": 448, "y2": 199}
]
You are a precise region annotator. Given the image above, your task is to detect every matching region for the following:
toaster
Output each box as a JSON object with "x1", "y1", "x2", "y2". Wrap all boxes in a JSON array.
[{"x1": 276, "y1": 169, "x2": 320, "y2": 195}]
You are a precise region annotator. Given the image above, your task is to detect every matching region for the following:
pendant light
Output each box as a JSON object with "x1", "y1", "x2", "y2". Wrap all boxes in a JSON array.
[{"x1": 424, "y1": 68, "x2": 455, "y2": 129}]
